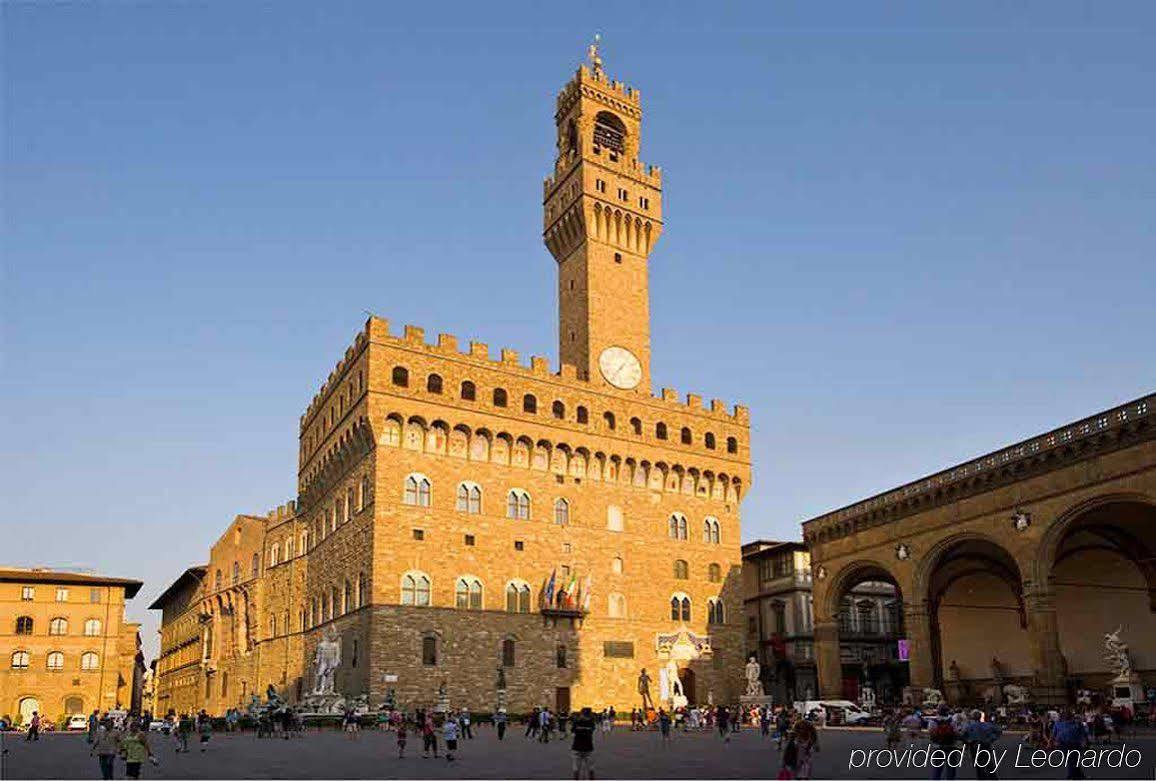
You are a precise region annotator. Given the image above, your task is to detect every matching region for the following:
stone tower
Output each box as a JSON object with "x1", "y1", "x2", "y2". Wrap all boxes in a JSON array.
[{"x1": 543, "y1": 42, "x2": 664, "y2": 394}]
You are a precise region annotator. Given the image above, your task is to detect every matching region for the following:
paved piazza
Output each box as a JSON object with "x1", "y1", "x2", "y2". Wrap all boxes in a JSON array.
[{"x1": 5, "y1": 728, "x2": 1154, "y2": 780}]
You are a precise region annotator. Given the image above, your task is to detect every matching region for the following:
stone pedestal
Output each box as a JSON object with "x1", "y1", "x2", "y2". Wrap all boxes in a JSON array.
[
  {"x1": 1109, "y1": 673, "x2": 1144, "y2": 708},
  {"x1": 670, "y1": 694, "x2": 688, "y2": 710},
  {"x1": 740, "y1": 694, "x2": 774, "y2": 710},
  {"x1": 435, "y1": 690, "x2": 450, "y2": 714},
  {"x1": 300, "y1": 692, "x2": 343, "y2": 715},
  {"x1": 495, "y1": 688, "x2": 508, "y2": 714}
]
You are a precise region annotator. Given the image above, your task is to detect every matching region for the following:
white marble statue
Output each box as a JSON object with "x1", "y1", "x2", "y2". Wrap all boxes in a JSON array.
[
  {"x1": 1103, "y1": 626, "x2": 1133, "y2": 677},
  {"x1": 859, "y1": 683, "x2": 876, "y2": 710},
  {"x1": 312, "y1": 626, "x2": 341, "y2": 695},
  {"x1": 745, "y1": 655, "x2": 764, "y2": 697},
  {"x1": 666, "y1": 659, "x2": 684, "y2": 699},
  {"x1": 921, "y1": 688, "x2": 943, "y2": 707},
  {"x1": 1003, "y1": 684, "x2": 1030, "y2": 705}
]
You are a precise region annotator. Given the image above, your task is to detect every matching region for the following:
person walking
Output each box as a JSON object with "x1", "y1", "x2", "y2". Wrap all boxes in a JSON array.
[
  {"x1": 961, "y1": 710, "x2": 1002, "y2": 780},
  {"x1": 91, "y1": 719, "x2": 122, "y2": 781},
  {"x1": 716, "y1": 705, "x2": 731, "y2": 742},
  {"x1": 396, "y1": 717, "x2": 408, "y2": 758},
  {"x1": 928, "y1": 705, "x2": 960, "y2": 781},
  {"x1": 25, "y1": 710, "x2": 41, "y2": 741},
  {"x1": 196, "y1": 709, "x2": 212, "y2": 752},
  {"x1": 443, "y1": 715, "x2": 459, "y2": 762},
  {"x1": 570, "y1": 707, "x2": 596, "y2": 780},
  {"x1": 460, "y1": 708, "x2": 473, "y2": 739},
  {"x1": 1051, "y1": 710, "x2": 1088, "y2": 780},
  {"x1": 494, "y1": 710, "x2": 508, "y2": 740},
  {"x1": 606, "y1": 706, "x2": 616, "y2": 733},
  {"x1": 421, "y1": 712, "x2": 438, "y2": 758},
  {"x1": 87, "y1": 709, "x2": 101, "y2": 744},
  {"x1": 120, "y1": 724, "x2": 156, "y2": 780},
  {"x1": 526, "y1": 707, "x2": 540, "y2": 739},
  {"x1": 657, "y1": 709, "x2": 672, "y2": 745},
  {"x1": 175, "y1": 713, "x2": 192, "y2": 753},
  {"x1": 792, "y1": 716, "x2": 820, "y2": 780},
  {"x1": 342, "y1": 707, "x2": 359, "y2": 739}
]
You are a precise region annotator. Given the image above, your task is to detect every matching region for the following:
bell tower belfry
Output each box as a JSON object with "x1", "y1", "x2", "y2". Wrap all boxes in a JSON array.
[{"x1": 543, "y1": 39, "x2": 663, "y2": 394}]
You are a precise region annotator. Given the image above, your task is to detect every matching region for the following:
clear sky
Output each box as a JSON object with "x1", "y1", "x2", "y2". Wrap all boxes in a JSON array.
[{"x1": 4, "y1": 2, "x2": 1153, "y2": 660}]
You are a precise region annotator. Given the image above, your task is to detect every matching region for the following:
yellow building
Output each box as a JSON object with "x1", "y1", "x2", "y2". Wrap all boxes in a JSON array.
[
  {"x1": 2, "y1": 568, "x2": 144, "y2": 726},
  {"x1": 157, "y1": 45, "x2": 752, "y2": 715}
]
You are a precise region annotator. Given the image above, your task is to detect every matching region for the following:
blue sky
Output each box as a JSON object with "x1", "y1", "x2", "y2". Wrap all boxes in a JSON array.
[{"x1": 4, "y1": 2, "x2": 1153, "y2": 658}]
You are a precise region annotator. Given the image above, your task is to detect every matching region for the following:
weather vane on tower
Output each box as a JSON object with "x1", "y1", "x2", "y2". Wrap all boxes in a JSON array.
[{"x1": 587, "y1": 33, "x2": 603, "y2": 74}]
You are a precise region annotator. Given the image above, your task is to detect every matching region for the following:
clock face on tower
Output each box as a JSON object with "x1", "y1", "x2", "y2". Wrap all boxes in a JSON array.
[{"x1": 598, "y1": 346, "x2": 643, "y2": 390}]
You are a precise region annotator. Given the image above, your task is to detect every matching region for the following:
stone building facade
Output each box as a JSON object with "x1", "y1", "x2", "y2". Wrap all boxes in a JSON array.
[
  {"x1": 2, "y1": 568, "x2": 144, "y2": 726},
  {"x1": 155, "y1": 48, "x2": 751, "y2": 716},
  {"x1": 804, "y1": 393, "x2": 1155, "y2": 706},
  {"x1": 742, "y1": 541, "x2": 904, "y2": 705}
]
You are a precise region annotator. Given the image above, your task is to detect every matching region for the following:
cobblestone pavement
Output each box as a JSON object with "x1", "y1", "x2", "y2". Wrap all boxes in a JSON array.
[{"x1": 3, "y1": 727, "x2": 1153, "y2": 779}]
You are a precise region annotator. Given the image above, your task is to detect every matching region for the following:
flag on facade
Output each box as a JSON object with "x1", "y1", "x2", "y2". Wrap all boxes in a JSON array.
[
  {"x1": 566, "y1": 575, "x2": 578, "y2": 608},
  {"x1": 544, "y1": 569, "x2": 557, "y2": 608}
]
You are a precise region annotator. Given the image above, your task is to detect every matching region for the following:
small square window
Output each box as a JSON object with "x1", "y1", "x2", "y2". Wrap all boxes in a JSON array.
[
  {"x1": 614, "y1": 253, "x2": 622, "y2": 264},
  {"x1": 464, "y1": 534, "x2": 476, "y2": 547},
  {"x1": 413, "y1": 529, "x2": 425, "y2": 541},
  {"x1": 21, "y1": 586, "x2": 34, "y2": 601},
  {"x1": 555, "y1": 475, "x2": 564, "y2": 484},
  {"x1": 563, "y1": 543, "x2": 572, "y2": 554},
  {"x1": 514, "y1": 540, "x2": 524, "y2": 551}
]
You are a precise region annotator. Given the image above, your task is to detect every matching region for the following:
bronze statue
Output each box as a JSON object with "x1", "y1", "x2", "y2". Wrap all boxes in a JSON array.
[{"x1": 638, "y1": 667, "x2": 653, "y2": 710}]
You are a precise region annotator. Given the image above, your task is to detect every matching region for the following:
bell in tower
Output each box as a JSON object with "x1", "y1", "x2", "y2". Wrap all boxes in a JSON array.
[{"x1": 542, "y1": 39, "x2": 664, "y2": 394}]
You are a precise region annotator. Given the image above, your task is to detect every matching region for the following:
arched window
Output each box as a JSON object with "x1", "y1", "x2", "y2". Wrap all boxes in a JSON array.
[
  {"x1": 673, "y1": 560, "x2": 689, "y2": 579},
  {"x1": 15, "y1": 616, "x2": 33, "y2": 635},
  {"x1": 426, "y1": 374, "x2": 443, "y2": 394},
  {"x1": 708, "y1": 598, "x2": 726, "y2": 625},
  {"x1": 630, "y1": 417, "x2": 642, "y2": 435},
  {"x1": 704, "y1": 432, "x2": 716, "y2": 450},
  {"x1": 382, "y1": 417, "x2": 402, "y2": 446},
  {"x1": 358, "y1": 572, "x2": 368, "y2": 609},
  {"x1": 505, "y1": 581, "x2": 531, "y2": 613},
  {"x1": 330, "y1": 586, "x2": 339, "y2": 619},
  {"x1": 708, "y1": 563, "x2": 722, "y2": 583},
  {"x1": 232, "y1": 562, "x2": 240, "y2": 585},
  {"x1": 391, "y1": 366, "x2": 409, "y2": 387},
  {"x1": 360, "y1": 475, "x2": 371, "y2": 510},
  {"x1": 603, "y1": 411, "x2": 616, "y2": 430},
  {"x1": 456, "y1": 482, "x2": 482, "y2": 514},
  {"x1": 704, "y1": 517, "x2": 721, "y2": 544},
  {"x1": 269, "y1": 615, "x2": 277, "y2": 637},
  {"x1": 670, "y1": 595, "x2": 691, "y2": 622},
  {"x1": 552, "y1": 400, "x2": 565, "y2": 419},
  {"x1": 554, "y1": 498, "x2": 570, "y2": 526},
  {"x1": 680, "y1": 427, "x2": 692, "y2": 445},
  {"x1": 460, "y1": 381, "x2": 476, "y2": 401},
  {"x1": 81, "y1": 652, "x2": 100, "y2": 671},
  {"x1": 215, "y1": 569, "x2": 221, "y2": 591},
  {"x1": 612, "y1": 556, "x2": 624, "y2": 574},
  {"x1": 11, "y1": 650, "x2": 30, "y2": 669},
  {"x1": 502, "y1": 638, "x2": 516, "y2": 667},
  {"x1": 668, "y1": 513, "x2": 688, "y2": 540},
  {"x1": 606, "y1": 505, "x2": 624, "y2": 532},
  {"x1": 47, "y1": 651, "x2": 64, "y2": 670},
  {"x1": 343, "y1": 580, "x2": 353, "y2": 614},
  {"x1": 557, "y1": 644, "x2": 568, "y2": 668},
  {"x1": 656, "y1": 422, "x2": 668, "y2": 440},
  {"x1": 594, "y1": 111, "x2": 627, "y2": 156},
  {"x1": 726, "y1": 436, "x2": 738, "y2": 454},
  {"x1": 269, "y1": 543, "x2": 280, "y2": 567},
  {"x1": 506, "y1": 489, "x2": 531, "y2": 520},
  {"x1": 251, "y1": 552, "x2": 260, "y2": 578},
  {"x1": 492, "y1": 388, "x2": 508, "y2": 407},
  {"x1": 455, "y1": 577, "x2": 483, "y2": 610},
  {"x1": 401, "y1": 572, "x2": 431, "y2": 607},
  {"x1": 49, "y1": 617, "x2": 68, "y2": 636},
  {"x1": 576, "y1": 406, "x2": 589, "y2": 424},
  {"x1": 608, "y1": 593, "x2": 627, "y2": 618},
  {"x1": 403, "y1": 474, "x2": 432, "y2": 506},
  {"x1": 523, "y1": 394, "x2": 537, "y2": 414},
  {"x1": 84, "y1": 619, "x2": 102, "y2": 637},
  {"x1": 422, "y1": 635, "x2": 438, "y2": 666}
]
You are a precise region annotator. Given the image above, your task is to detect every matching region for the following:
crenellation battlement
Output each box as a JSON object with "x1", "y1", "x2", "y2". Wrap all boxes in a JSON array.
[
  {"x1": 357, "y1": 316, "x2": 746, "y2": 424},
  {"x1": 264, "y1": 500, "x2": 297, "y2": 522},
  {"x1": 301, "y1": 328, "x2": 371, "y2": 426},
  {"x1": 543, "y1": 155, "x2": 662, "y2": 196}
]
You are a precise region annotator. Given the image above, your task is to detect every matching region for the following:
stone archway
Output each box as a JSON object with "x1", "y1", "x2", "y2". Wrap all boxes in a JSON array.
[
  {"x1": 917, "y1": 534, "x2": 1028, "y2": 700},
  {"x1": 816, "y1": 560, "x2": 906, "y2": 703},
  {"x1": 1039, "y1": 496, "x2": 1156, "y2": 695}
]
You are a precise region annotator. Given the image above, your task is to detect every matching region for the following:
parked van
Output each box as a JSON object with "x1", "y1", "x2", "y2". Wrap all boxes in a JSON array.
[{"x1": 793, "y1": 699, "x2": 872, "y2": 725}]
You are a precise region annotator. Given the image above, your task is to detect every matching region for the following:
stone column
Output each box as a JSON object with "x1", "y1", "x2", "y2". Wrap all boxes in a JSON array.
[
  {"x1": 1023, "y1": 586, "x2": 1067, "y2": 705},
  {"x1": 814, "y1": 620, "x2": 842, "y2": 700},
  {"x1": 903, "y1": 603, "x2": 935, "y2": 693}
]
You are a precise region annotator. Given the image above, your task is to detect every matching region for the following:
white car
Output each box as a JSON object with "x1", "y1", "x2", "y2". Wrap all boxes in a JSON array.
[
  {"x1": 148, "y1": 719, "x2": 170, "y2": 733},
  {"x1": 794, "y1": 699, "x2": 872, "y2": 725},
  {"x1": 66, "y1": 715, "x2": 89, "y2": 731}
]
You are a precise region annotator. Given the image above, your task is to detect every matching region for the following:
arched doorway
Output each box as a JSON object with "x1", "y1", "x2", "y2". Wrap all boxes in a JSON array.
[
  {"x1": 827, "y1": 563, "x2": 907, "y2": 705},
  {"x1": 923, "y1": 537, "x2": 1027, "y2": 699},
  {"x1": 1045, "y1": 498, "x2": 1156, "y2": 698},
  {"x1": 19, "y1": 696, "x2": 41, "y2": 726},
  {"x1": 64, "y1": 696, "x2": 84, "y2": 715},
  {"x1": 678, "y1": 667, "x2": 696, "y2": 705}
]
